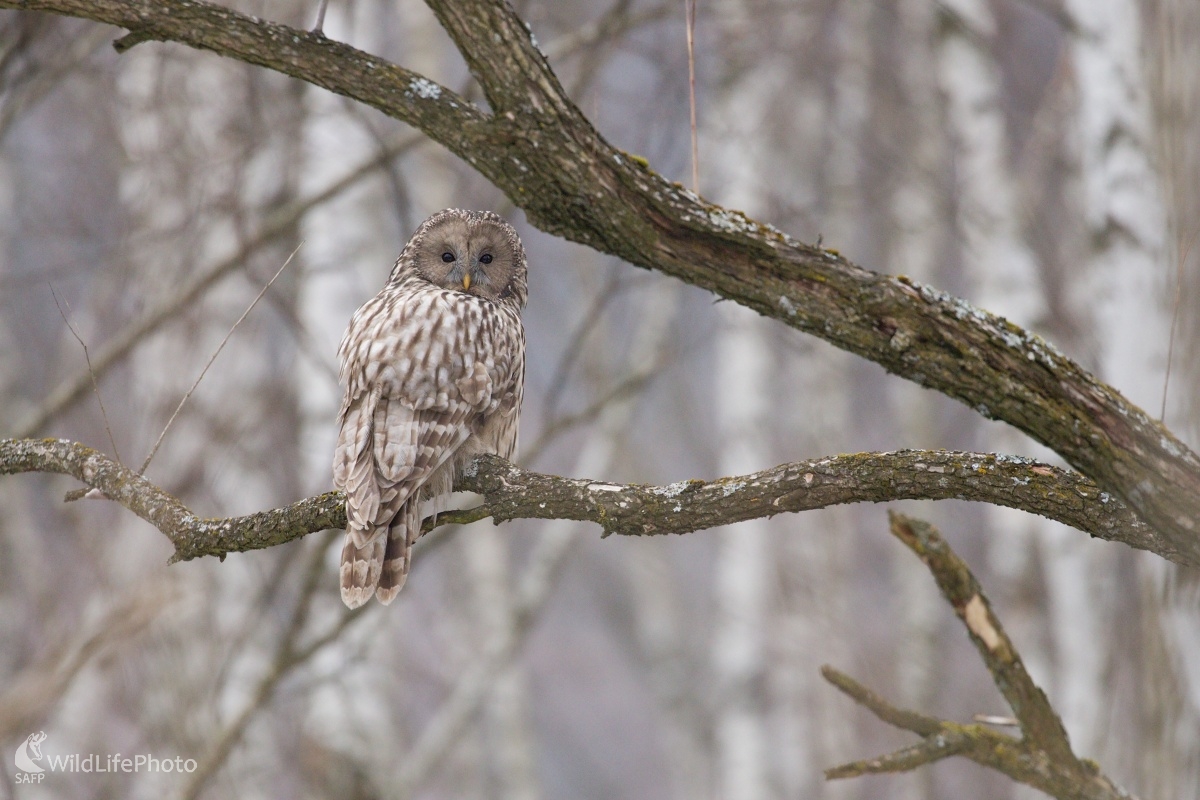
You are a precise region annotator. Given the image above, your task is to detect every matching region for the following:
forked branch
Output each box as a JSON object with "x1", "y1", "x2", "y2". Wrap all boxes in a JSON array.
[{"x1": 822, "y1": 512, "x2": 1137, "y2": 800}]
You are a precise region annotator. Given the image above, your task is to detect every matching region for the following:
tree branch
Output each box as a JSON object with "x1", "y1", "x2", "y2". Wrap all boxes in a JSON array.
[
  {"x1": 822, "y1": 513, "x2": 1138, "y2": 800},
  {"x1": 887, "y1": 513, "x2": 1077, "y2": 762},
  {"x1": 3, "y1": 0, "x2": 1198, "y2": 564},
  {"x1": 1, "y1": 437, "x2": 1156, "y2": 564}
]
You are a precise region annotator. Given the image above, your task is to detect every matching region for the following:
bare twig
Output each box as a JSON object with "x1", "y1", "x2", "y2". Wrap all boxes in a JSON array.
[
  {"x1": 886, "y1": 513, "x2": 1076, "y2": 763},
  {"x1": 49, "y1": 285, "x2": 121, "y2": 464},
  {"x1": 541, "y1": 265, "x2": 624, "y2": 422},
  {"x1": 138, "y1": 243, "x2": 301, "y2": 474},
  {"x1": 524, "y1": 364, "x2": 657, "y2": 466},
  {"x1": 1160, "y1": 226, "x2": 1197, "y2": 421},
  {"x1": 312, "y1": 0, "x2": 328, "y2": 34},
  {"x1": 683, "y1": 0, "x2": 699, "y2": 193},
  {"x1": 544, "y1": 0, "x2": 668, "y2": 63}
]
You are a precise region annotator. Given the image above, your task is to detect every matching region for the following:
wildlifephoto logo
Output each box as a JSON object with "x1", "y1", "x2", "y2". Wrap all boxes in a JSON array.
[{"x1": 13, "y1": 732, "x2": 196, "y2": 784}]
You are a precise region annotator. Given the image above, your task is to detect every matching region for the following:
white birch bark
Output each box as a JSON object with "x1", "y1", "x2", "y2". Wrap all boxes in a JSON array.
[
  {"x1": 464, "y1": 525, "x2": 540, "y2": 800},
  {"x1": 712, "y1": 301, "x2": 771, "y2": 800},
  {"x1": 933, "y1": 6, "x2": 1069, "y2": 761},
  {"x1": 1147, "y1": 1, "x2": 1200, "y2": 789},
  {"x1": 297, "y1": 0, "x2": 411, "y2": 772},
  {"x1": 936, "y1": 0, "x2": 1046, "y2": 324},
  {"x1": 1064, "y1": 1, "x2": 1170, "y2": 412},
  {"x1": 704, "y1": 2, "x2": 862, "y2": 795},
  {"x1": 297, "y1": 3, "x2": 541, "y2": 794},
  {"x1": 1067, "y1": 0, "x2": 1197, "y2": 790},
  {"x1": 1063, "y1": 1, "x2": 1172, "y2": 769},
  {"x1": 295, "y1": 0, "x2": 437, "y2": 494},
  {"x1": 705, "y1": 7, "x2": 778, "y2": 796}
]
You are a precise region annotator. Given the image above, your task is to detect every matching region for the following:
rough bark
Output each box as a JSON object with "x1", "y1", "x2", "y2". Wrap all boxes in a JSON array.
[{"x1": 1, "y1": 438, "x2": 1154, "y2": 564}]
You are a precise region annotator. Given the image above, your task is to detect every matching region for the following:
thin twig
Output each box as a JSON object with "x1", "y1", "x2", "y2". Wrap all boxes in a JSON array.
[
  {"x1": 49, "y1": 284, "x2": 121, "y2": 464},
  {"x1": 1160, "y1": 226, "x2": 1197, "y2": 421},
  {"x1": 542, "y1": 264, "x2": 624, "y2": 421},
  {"x1": 139, "y1": 243, "x2": 302, "y2": 475},
  {"x1": 524, "y1": 365, "x2": 658, "y2": 466},
  {"x1": 312, "y1": 0, "x2": 328, "y2": 34},
  {"x1": 684, "y1": 0, "x2": 699, "y2": 193}
]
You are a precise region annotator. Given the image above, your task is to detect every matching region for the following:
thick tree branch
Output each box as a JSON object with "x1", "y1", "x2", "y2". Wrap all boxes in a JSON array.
[
  {"x1": 822, "y1": 513, "x2": 1138, "y2": 800},
  {"x1": 1, "y1": 438, "x2": 1155, "y2": 564},
  {"x1": 3, "y1": 0, "x2": 1199, "y2": 563}
]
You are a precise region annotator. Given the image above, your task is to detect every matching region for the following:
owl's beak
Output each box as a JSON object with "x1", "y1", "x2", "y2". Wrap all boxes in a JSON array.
[{"x1": 462, "y1": 273, "x2": 472, "y2": 291}]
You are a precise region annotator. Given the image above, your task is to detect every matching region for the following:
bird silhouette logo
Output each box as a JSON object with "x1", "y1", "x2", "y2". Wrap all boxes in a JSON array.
[{"x1": 14, "y1": 731, "x2": 46, "y2": 774}]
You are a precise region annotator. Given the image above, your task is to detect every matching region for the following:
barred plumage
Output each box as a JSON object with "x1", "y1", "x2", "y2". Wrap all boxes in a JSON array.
[{"x1": 332, "y1": 209, "x2": 527, "y2": 608}]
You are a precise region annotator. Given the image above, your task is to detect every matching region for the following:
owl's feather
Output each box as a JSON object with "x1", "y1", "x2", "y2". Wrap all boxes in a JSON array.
[{"x1": 332, "y1": 210, "x2": 526, "y2": 608}]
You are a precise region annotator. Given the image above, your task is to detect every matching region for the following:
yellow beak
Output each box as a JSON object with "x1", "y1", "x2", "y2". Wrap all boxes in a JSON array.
[{"x1": 462, "y1": 273, "x2": 472, "y2": 291}]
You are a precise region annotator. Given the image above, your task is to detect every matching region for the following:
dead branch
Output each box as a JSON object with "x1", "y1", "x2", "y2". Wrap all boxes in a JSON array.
[{"x1": 821, "y1": 512, "x2": 1138, "y2": 800}]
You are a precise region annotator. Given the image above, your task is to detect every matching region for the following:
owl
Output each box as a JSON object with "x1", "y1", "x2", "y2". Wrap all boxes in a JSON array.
[{"x1": 332, "y1": 209, "x2": 528, "y2": 608}]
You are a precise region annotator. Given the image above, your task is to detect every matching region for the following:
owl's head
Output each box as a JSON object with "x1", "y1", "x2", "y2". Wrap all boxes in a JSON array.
[{"x1": 400, "y1": 209, "x2": 528, "y2": 308}]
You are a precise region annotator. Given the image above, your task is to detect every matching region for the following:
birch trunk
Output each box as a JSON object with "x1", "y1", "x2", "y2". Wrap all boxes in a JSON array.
[
  {"x1": 1146, "y1": 0, "x2": 1200, "y2": 788},
  {"x1": 1067, "y1": 0, "x2": 1197, "y2": 791},
  {"x1": 706, "y1": 6, "x2": 777, "y2": 795},
  {"x1": 1064, "y1": 0, "x2": 1172, "y2": 771},
  {"x1": 934, "y1": 0, "x2": 1068, "y2": 752},
  {"x1": 713, "y1": 301, "x2": 771, "y2": 800}
]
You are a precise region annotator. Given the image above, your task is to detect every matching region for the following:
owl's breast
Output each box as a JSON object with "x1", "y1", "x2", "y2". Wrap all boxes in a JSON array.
[{"x1": 341, "y1": 282, "x2": 521, "y2": 416}]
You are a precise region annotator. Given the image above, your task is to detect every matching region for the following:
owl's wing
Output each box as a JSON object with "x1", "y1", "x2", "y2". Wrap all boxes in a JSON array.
[
  {"x1": 332, "y1": 290, "x2": 500, "y2": 549},
  {"x1": 482, "y1": 326, "x2": 525, "y2": 461}
]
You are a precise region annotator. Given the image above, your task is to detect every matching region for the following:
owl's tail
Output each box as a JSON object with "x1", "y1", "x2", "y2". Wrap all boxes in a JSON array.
[
  {"x1": 339, "y1": 499, "x2": 421, "y2": 608},
  {"x1": 340, "y1": 532, "x2": 383, "y2": 609}
]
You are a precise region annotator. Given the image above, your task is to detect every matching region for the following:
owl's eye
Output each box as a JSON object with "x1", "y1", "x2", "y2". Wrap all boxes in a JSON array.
[
  {"x1": 479, "y1": 253, "x2": 493, "y2": 265},
  {"x1": 441, "y1": 252, "x2": 455, "y2": 263}
]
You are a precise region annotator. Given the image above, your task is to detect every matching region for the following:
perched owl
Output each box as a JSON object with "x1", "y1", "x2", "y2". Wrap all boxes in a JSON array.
[{"x1": 332, "y1": 209, "x2": 528, "y2": 608}]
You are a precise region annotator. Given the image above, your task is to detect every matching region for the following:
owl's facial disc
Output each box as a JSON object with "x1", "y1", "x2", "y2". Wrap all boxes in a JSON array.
[{"x1": 417, "y1": 217, "x2": 517, "y2": 302}]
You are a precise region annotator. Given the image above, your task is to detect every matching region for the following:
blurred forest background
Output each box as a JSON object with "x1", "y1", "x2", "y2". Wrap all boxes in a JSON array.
[{"x1": 1, "y1": 0, "x2": 1198, "y2": 798}]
